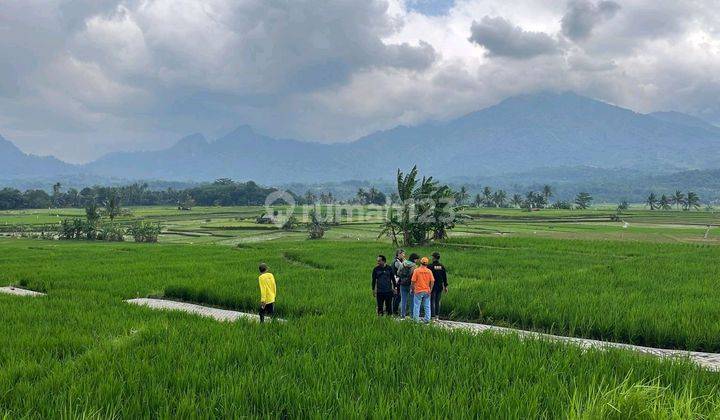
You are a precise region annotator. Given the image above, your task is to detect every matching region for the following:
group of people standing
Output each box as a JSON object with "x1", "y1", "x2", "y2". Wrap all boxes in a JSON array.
[{"x1": 372, "y1": 249, "x2": 448, "y2": 323}]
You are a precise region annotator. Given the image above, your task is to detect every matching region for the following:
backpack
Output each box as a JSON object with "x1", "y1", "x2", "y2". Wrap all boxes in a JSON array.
[
  {"x1": 392, "y1": 258, "x2": 401, "y2": 276},
  {"x1": 398, "y1": 263, "x2": 413, "y2": 286}
]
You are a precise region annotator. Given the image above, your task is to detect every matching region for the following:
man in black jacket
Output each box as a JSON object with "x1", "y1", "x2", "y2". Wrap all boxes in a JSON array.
[
  {"x1": 430, "y1": 251, "x2": 448, "y2": 320},
  {"x1": 372, "y1": 254, "x2": 396, "y2": 316}
]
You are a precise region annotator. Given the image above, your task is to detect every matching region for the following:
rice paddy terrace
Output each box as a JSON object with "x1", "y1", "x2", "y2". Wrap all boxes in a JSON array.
[{"x1": 2, "y1": 206, "x2": 720, "y2": 417}]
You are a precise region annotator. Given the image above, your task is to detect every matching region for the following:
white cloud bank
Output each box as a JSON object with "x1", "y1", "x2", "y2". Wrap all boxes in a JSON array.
[{"x1": 1, "y1": 0, "x2": 719, "y2": 162}]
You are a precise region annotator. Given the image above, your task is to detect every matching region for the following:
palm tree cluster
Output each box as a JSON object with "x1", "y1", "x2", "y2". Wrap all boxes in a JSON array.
[
  {"x1": 645, "y1": 190, "x2": 701, "y2": 211},
  {"x1": 521, "y1": 191, "x2": 548, "y2": 210},
  {"x1": 471, "y1": 186, "x2": 509, "y2": 208},
  {"x1": 354, "y1": 187, "x2": 386, "y2": 205},
  {"x1": 380, "y1": 166, "x2": 463, "y2": 246},
  {"x1": 468, "y1": 185, "x2": 592, "y2": 210},
  {"x1": 470, "y1": 185, "x2": 557, "y2": 209}
]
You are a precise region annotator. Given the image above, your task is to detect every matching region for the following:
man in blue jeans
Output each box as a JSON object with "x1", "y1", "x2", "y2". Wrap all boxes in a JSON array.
[
  {"x1": 397, "y1": 253, "x2": 419, "y2": 319},
  {"x1": 391, "y1": 249, "x2": 405, "y2": 315},
  {"x1": 411, "y1": 257, "x2": 434, "y2": 323}
]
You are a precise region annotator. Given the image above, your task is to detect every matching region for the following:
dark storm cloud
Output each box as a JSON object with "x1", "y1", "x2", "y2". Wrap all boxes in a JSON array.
[
  {"x1": 0, "y1": 0, "x2": 439, "y2": 161},
  {"x1": 1, "y1": 0, "x2": 720, "y2": 162},
  {"x1": 469, "y1": 16, "x2": 559, "y2": 58},
  {"x1": 561, "y1": 0, "x2": 621, "y2": 41}
]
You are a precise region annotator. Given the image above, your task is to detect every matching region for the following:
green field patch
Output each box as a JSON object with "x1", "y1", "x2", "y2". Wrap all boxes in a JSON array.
[
  {"x1": 162, "y1": 285, "x2": 318, "y2": 318},
  {"x1": 4, "y1": 209, "x2": 720, "y2": 416},
  {"x1": 281, "y1": 251, "x2": 332, "y2": 270}
]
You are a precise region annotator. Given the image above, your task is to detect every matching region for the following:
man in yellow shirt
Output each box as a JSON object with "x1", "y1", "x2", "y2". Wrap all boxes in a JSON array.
[{"x1": 258, "y1": 263, "x2": 276, "y2": 323}]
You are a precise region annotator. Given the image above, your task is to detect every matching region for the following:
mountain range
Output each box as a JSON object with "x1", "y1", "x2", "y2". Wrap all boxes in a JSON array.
[{"x1": 2, "y1": 92, "x2": 720, "y2": 186}]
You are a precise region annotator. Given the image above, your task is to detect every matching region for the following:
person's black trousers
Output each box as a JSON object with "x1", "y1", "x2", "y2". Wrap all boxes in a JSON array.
[
  {"x1": 376, "y1": 292, "x2": 393, "y2": 315},
  {"x1": 259, "y1": 302, "x2": 274, "y2": 323},
  {"x1": 431, "y1": 290, "x2": 443, "y2": 318}
]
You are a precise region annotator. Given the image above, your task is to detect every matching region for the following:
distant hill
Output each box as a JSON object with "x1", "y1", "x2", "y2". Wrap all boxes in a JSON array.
[
  {"x1": 649, "y1": 111, "x2": 720, "y2": 133},
  {"x1": 0, "y1": 134, "x2": 77, "y2": 179},
  {"x1": 82, "y1": 92, "x2": 720, "y2": 183},
  {"x1": 4, "y1": 92, "x2": 720, "y2": 186}
]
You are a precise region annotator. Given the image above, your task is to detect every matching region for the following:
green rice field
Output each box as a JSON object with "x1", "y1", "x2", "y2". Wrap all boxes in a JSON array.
[{"x1": 2, "y1": 206, "x2": 720, "y2": 417}]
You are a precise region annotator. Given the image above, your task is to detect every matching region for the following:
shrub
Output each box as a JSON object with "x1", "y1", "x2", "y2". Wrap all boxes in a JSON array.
[
  {"x1": 97, "y1": 223, "x2": 125, "y2": 242},
  {"x1": 128, "y1": 221, "x2": 162, "y2": 243},
  {"x1": 308, "y1": 224, "x2": 325, "y2": 239},
  {"x1": 281, "y1": 215, "x2": 298, "y2": 231},
  {"x1": 81, "y1": 220, "x2": 98, "y2": 240},
  {"x1": 550, "y1": 201, "x2": 573, "y2": 210},
  {"x1": 58, "y1": 218, "x2": 88, "y2": 240},
  {"x1": 307, "y1": 209, "x2": 325, "y2": 239}
]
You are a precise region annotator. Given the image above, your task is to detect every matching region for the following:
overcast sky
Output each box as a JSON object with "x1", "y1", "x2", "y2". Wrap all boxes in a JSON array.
[{"x1": 2, "y1": 0, "x2": 719, "y2": 163}]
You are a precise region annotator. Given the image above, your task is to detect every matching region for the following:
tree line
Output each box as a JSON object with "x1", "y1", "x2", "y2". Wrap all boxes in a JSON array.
[
  {"x1": 0, "y1": 179, "x2": 294, "y2": 210},
  {"x1": 453, "y1": 185, "x2": 594, "y2": 210},
  {"x1": 644, "y1": 190, "x2": 702, "y2": 211}
]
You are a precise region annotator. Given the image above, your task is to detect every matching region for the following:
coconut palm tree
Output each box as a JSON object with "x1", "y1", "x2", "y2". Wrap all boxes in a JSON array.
[
  {"x1": 672, "y1": 190, "x2": 685, "y2": 210},
  {"x1": 396, "y1": 166, "x2": 418, "y2": 245},
  {"x1": 511, "y1": 194, "x2": 523, "y2": 208},
  {"x1": 455, "y1": 186, "x2": 469, "y2": 206},
  {"x1": 645, "y1": 192, "x2": 658, "y2": 210},
  {"x1": 52, "y1": 182, "x2": 62, "y2": 208},
  {"x1": 105, "y1": 190, "x2": 122, "y2": 221},
  {"x1": 493, "y1": 190, "x2": 507, "y2": 208},
  {"x1": 482, "y1": 186, "x2": 493, "y2": 207},
  {"x1": 685, "y1": 191, "x2": 700, "y2": 211},
  {"x1": 473, "y1": 194, "x2": 483, "y2": 208},
  {"x1": 659, "y1": 194, "x2": 671, "y2": 210},
  {"x1": 542, "y1": 185, "x2": 553, "y2": 203}
]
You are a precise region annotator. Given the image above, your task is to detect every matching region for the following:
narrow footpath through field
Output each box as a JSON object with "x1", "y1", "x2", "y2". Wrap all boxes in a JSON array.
[
  {"x1": 126, "y1": 297, "x2": 720, "y2": 370},
  {"x1": 0, "y1": 286, "x2": 45, "y2": 297},
  {"x1": 127, "y1": 298, "x2": 261, "y2": 322},
  {"x1": 435, "y1": 320, "x2": 720, "y2": 371}
]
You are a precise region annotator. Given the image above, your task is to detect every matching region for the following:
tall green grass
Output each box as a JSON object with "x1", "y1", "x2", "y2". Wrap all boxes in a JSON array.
[{"x1": 2, "y1": 237, "x2": 720, "y2": 417}]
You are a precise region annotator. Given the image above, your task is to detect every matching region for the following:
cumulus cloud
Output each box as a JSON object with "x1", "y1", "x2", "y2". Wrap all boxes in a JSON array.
[
  {"x1": 561, "y1": 0, "x2": 621, "y2": 41},
  {"x1": 1, "y1": 0, "x2": 720, "y2": 162},
  {"x1": 469, "y1": 16, "x2": 559, "y2": 58}
]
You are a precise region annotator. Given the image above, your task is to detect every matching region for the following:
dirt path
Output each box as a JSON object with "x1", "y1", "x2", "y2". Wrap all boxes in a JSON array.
[
  {"x1": 125, "y1": 297, "x2": 720, "y2": 370},
  {"x1": 0, "y1": 286, "x2": 46, "y2": 297},
  {"x1": 435, "y1": 319, "x2": 720, "y2": 371}
]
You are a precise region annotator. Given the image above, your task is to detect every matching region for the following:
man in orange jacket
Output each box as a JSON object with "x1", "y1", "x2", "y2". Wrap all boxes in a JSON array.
[{"x1": 411, "y1": 257, "x2": 434, "y2": 323}]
